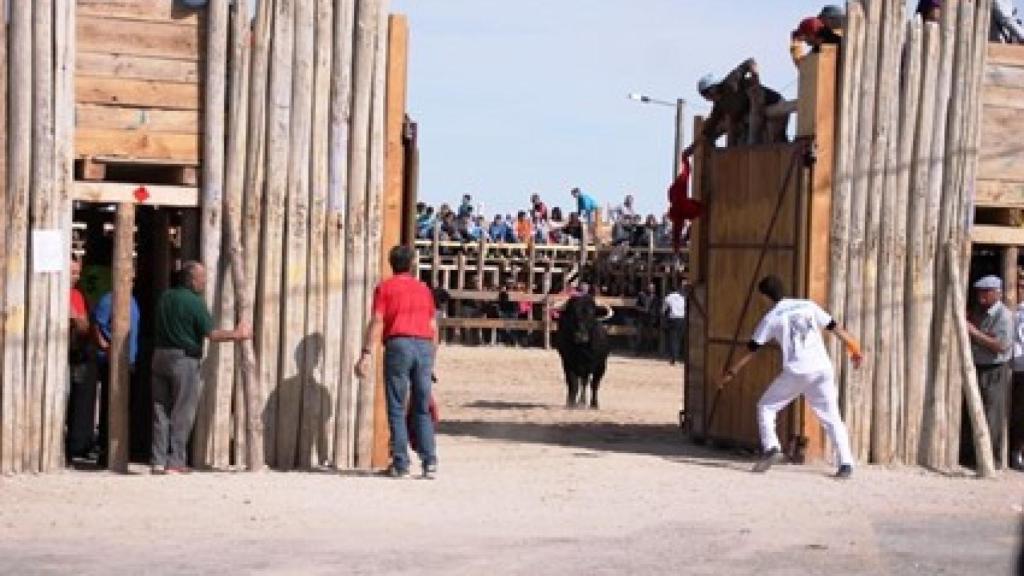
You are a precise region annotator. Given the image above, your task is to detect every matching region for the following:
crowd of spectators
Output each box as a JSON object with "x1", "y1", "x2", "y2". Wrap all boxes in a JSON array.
[{"x1": 415, "y1": 190, "x2": 682, "y2": 249}]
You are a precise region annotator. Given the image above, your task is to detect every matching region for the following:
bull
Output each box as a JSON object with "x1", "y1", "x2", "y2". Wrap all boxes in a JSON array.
[{"x1": 555, "y1": 295, "x2": 611, "y2": 409}]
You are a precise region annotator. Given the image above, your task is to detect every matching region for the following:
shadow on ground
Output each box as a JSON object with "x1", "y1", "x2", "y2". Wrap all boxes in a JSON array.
[{"x1": 439, "y1": 418, "x2": 755, "y2": 470}]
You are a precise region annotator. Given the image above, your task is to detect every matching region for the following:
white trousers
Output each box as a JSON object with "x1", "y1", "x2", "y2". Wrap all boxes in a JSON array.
[{"x1": 757, "y1": 368, "x2": 854, "y2": 466}]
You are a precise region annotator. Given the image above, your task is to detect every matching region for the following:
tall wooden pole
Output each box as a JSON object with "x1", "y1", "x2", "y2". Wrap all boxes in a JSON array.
[
  {"x1": 300, "y1": 0, "x2": 333, "y2": 469},
  {"x1": 325, "y1": 0, "x2": 356, "y2": 469},
  {"x1": 242, "y1": 0, "x2": 273, "y2": 470},
  {"x1": 336, "y1": 0, "x2": 378, "y2": 470},
  {"x1": 906, "y1": 22, "x2": 940, "y2": 465},
  {"x1": 276, "y1": 0, "x2": 314, "y2": 471},
  {"x1": 372, "y1": 13, "x2": 409, "y2": 469},
  {"x1": 947, "y1": 243, "x2": 996, "y2": 478},
  {"x1": 0, "y1": 0, "x2": 9, "y2": 473},
  {"x1": 258, "y1": 0, "x2": 295, "y2": 468},
  {"x1": 3, "y1": 0, "x2": 32, "y2": 474},
  {"x1": 108, "y1": 203, "x2": 134, "y2": 473},
  {"x1": 225, "y1": 0, "x2": 263, "y2": 471},
  {"x1": 195, "y1": 0, "x2": 229, "y2": 469},
  {"x1": 356, "y1": 0, "x2": 388, "y2": 469},
  {"x1": 49, "y1": 0, "x2": 75, "y2": 472},
  {"x1": 25, "y1": 0, "x2": 55, "y2": 473}
]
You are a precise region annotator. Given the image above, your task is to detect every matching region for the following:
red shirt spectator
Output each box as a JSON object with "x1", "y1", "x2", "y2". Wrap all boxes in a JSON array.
[
  {"x1": 372, "y1": 273, "x2": 436, "y2": 340},
  {"x1": 70, "y1": 288, "x2": 87, "y2": 319}
]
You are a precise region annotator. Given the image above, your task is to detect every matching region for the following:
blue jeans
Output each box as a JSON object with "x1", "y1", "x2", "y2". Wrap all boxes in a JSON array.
[{"x1": 385, "y1": 337, "x2": 436, "y2": 471}]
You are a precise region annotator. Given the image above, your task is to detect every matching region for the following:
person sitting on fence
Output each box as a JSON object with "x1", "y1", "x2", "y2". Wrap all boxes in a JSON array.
[
  {"x1": 611, "y1": 215, "x2": 632, "y2": 247},
  {"x1": 488, "y1": 214, "x2": 514, "y2": 244},
  {"x1": 514, "y1": 210, "x2": 533, "y2": 243},
  {"x1": 683, "y1": 58, "x2": 786, "y2": 154},
  {"x1": 610, "y1": 194, "x2": 637, "y2": 223},
  {"x1": 656, "y1": 214, "x2": 674, "y2": 248},
  {"x1": 571, "y1": 188, "x2": 599, "y2": 222},
  {"x1": 456, "y1": 214, "x2": 475, "y2": 244},
  {"x1": 790, "y1": 15, "x2": 842, "y2": 67},
  {"x1": 439, "y1": 211, "x2": 459, "y2": 242},
  {"x1": 992, "y1": 0, "x2": 1024, "y2": 43},
  {"x1": 416, "y1": 204, "x2": 435, "y2": 239},
  {"x1": 548, "y1": 207, "x2": 566, "y2": 244},
  {"x1": 916, "y1": 0, "x2": 941, "y2": 22},
  {"x1": 457, "y1": 194, "x2": 474, "y2": 219},
  {"x1": 562, "y1": 212, "x2": 585, "y2": 245},
  {"x1": 533, "y1": 214, "x2": 551, "y2": 245},
  {"x1": 530, "y1": 193, "x2": 549, "y2": 222}
]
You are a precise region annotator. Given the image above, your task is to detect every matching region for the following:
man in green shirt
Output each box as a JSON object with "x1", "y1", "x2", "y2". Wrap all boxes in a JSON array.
[{"x1": 151, "y1": 261, "x2": 251, "y2": 474}]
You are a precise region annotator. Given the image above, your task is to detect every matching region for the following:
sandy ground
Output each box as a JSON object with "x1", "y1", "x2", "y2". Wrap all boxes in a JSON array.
[{"x1": 0, "y1": 345, "x2": 1022, "y2": 576}]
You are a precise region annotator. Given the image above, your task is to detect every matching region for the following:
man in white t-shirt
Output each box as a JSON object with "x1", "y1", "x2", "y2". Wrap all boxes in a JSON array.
[
  {"x1": 663, "y1": 286, "x2": 687, "y2": 365},
  {"x1": 718, "y1": 275, "x2": 863, "y2": 478}
]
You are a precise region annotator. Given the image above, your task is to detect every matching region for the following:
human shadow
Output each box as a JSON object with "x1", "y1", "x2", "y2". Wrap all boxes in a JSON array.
[{"x1": 264, "y1": 333, "x2": 332, "y2": 471}]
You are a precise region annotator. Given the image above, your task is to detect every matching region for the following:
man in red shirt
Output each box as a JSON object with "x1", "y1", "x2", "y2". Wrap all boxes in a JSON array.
[
  {"x1": 356, "y1": 245, "x2": 439, "y2": 478},
  {"x1": 66, "y1": 257, "x2": 94, "y2": 461}
]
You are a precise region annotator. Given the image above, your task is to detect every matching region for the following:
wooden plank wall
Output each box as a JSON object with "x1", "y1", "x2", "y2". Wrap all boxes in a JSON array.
[
  {"x1": 74, "y1": 0, "x2": 203, "y2": 164},
  {"x1": 977, "y1": 43, "x2": 1024, "y2": 207},
  {"x1": 701, "y1": 144, "x2": 803, "y2": 448}
]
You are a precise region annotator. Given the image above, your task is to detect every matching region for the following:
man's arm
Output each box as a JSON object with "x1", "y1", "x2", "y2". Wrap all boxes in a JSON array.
[
  {"x1": 208, "y1": 322, "x2": 252, "y2": 343},
  {"x1": 968, "y1": 321, "x2": 1011, "y2": 355},
  {"x1": 826, "y1": 323, "x2": 864, "y2": 368},
  {"x1": 354, "y1": 312, "x2": 384, "y2": 379},
  {"x1": 717, "y1": 349, "x2": 758, "y2": 388}
]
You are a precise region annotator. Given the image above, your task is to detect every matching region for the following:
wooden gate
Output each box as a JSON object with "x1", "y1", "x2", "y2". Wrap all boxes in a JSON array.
[{"x1": 686, "y1": 142, "x2": 813, "y2": 451}]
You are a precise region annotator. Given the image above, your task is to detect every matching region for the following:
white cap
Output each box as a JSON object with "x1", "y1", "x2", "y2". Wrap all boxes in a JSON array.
[{"x1": 973, "y1": 275, "x2": 1003, "y2": 290}]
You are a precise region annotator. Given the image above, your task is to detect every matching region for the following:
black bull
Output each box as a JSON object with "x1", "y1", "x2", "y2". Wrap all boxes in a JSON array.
[{"x1": 555, "y1": 296, "x2": 610, "y2": 409}]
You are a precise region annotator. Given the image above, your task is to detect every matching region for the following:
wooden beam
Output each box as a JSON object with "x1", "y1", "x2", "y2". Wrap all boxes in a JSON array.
[
  {"x1": 108, "y1": 203, "x2": 135, "y2": 473},
  {"x1": 76, "y1": 52, "x2": 201, "y2": 84},
  {"x1": 987, "y1": 42, "x2": 1024, "y2": 66},
  {"x1": 76, "y1": 76, "x2": 200, "y2": 110},
  {"x1": 974, "y1": 179, "x2": 1024, "y2": 207},
  {"x1": 75, "y1": 105, "x2": 200, "y2": 134},
  {"x1": 72, "y1": 182, "x2": 199, "y2": 207},
  {"x1": 971, "y1": 224, "x2": 1024, "y2": 245},
  {"x1": 75, "y1": 130, "x2": 200, "y2": 163},
  {"x1": 77, "y1": 16, "x2": 203, "y2": 61},
  {"x1": 79, "y1": 157, "x2": 106, "y2": 181},
  {"x1": 0, "y1": 0, "x2": 8, "y2": 473}
]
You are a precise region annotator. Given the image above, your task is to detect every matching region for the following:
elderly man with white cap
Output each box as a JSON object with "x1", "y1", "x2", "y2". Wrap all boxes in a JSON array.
[{"x1": 968, "y1": 274, "x2": 1014, "y2": 462}]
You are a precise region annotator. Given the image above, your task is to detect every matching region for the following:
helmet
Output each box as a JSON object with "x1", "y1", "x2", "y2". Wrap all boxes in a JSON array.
[
  {"x1": 818, "y1": 5, "x2": 845, "y2": 19},
  {"x1": 697, "y1": 74, "x2": 716, "y2": 95}
]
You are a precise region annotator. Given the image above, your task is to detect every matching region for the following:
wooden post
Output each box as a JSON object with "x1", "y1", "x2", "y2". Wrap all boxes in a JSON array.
[
  {"x1": 0, "y1": 0, "x2": 8, "y2": 473},
  {"x1": 49, "y1": 0, "x2": 75, "y2": 472},
  {"x1": 225, "y1": 0, "x2": 263, "y2": 471},
  {"x1": 108, "y1": 203, "x2": 134, "y2": 473},
  {"x1": 948, "y1": 243, "x2": 996, "y2": 477},
  {"x1": 897, "y1": 17, "x2": 923, "y2": 463},
  {"x1": 356, "y1": 1, "x2": 388, "y2": 470},
  {"x1": 194, "y1": 0, "x2": 229, "y2": 469},
  {"x1": 920, "y1": 6, "x2": 957, "y2": 469},
  {"x1": 258, "y1": 0, "x2": 296, "y2": 468},
  {"x1": 336, "y1": 0, "x2": 378, "y2": 470},
  {"x1": 298, "y1": 0, "x2": 332, "y2": 470},
  {"x1": 430, "y1": 221, "x2": 440, "y2": 286},
  {"x1": 906, "y1": 21, "x2": 940, "y2": 465},
  {"x1": 325, "y1": 0, "x2": 356, "y2": 469}
]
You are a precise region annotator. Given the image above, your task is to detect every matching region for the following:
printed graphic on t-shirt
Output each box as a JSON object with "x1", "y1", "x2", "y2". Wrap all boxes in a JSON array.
[{"x1": 788, "y1": 314, "x2": 815, "y2": 359}]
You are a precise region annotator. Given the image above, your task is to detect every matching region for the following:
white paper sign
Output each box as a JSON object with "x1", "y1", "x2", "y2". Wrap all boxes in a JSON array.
[{"x1": 32, "y1": 229, "x2": 65, "y2": 273}]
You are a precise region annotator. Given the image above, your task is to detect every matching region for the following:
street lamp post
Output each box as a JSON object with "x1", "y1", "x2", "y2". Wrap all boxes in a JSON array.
[{"x1": 629, "y1": 93, "x2": 686, "y2": 179}]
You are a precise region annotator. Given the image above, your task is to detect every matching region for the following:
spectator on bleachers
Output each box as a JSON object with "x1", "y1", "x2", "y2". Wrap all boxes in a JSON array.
[
  {"x1": 530, "y1": 193, "x2": 549, "y2": 222},
  {"x1": 439, "y1": 211, "x2": 459, "y2": 241},
  {"x1": 489, "y1": 214, "x2": 514, "y2": 243},
  {"x1": 548, "y1": 207, "x2": 566, "y2": 244},
  {"x1": 458, "y1": 194, "x2": 474, "y2": 219},
  {"x1": 514, "y1": 211, "x2": 533, "y2": 243},
  {"x1": 416, "y1": 203, "x2": 435, "y2": 239},
  {"x1": 610, "y1": 194, "x2": 637, "y2": 222},
  {"x1": 571, "y1": 187, "x2": 599, "y2": 222},
  {"x1": 562, "y1": 212, "x2": 584, "y2": 244},
  {"x1": 611, "y1": 215, "x2": 631, "y2": 246}
]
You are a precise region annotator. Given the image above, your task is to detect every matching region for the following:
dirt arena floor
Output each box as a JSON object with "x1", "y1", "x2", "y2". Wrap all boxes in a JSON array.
[{"x1": 0, "y1": 345, "x2": 1022, "y2": 575}]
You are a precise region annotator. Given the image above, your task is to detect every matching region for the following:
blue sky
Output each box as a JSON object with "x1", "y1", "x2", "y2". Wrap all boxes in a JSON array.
[{"x1": 390, "y1": 0, "x2": 824, "y2": 218}]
